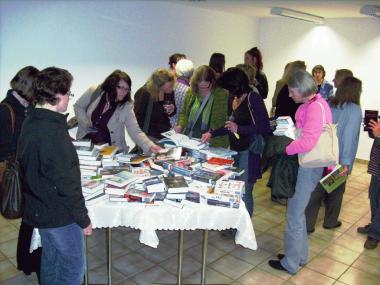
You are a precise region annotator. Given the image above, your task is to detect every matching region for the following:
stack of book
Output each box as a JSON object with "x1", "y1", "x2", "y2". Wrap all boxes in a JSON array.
[
  {"x1": 73, "y1": 140, "x2": 101, "y2": 177},
  {"x1": 273, "y1": 116, "x2": 296, "y2": 140},
  {"x1": 164, "y1": 176, "x2": 189, "y2": 200},
  {"x1": 142, "y1": 177, "x2": 166, "y2": 194}
]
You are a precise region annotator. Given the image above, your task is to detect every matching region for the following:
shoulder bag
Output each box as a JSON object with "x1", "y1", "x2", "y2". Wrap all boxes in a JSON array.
[
  {"x1": 298, "y1": 102, "x2": 339, "y2": 168},
  {"x1": 0, "y1": 103, "x2": 24, "y2": 219}
]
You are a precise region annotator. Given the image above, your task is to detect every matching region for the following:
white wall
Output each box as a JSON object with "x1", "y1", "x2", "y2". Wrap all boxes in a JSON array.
[
  {"x1": 0, "y1": 0, "x2": 258, "y2": 109},
  {"x1": 0, "y1": 0, "x2": 258, "y2": 147},
  {"x1": 259, "y1": 18, "x2": 380, "y2": 160}
]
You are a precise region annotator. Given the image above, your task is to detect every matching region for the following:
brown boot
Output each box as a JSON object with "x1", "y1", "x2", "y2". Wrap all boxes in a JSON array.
[{"x1": 364, "y1": 236, "x2": 379, "y2": 249}]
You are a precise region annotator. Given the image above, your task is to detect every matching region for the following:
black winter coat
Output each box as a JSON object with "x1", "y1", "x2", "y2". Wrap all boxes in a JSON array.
[{"x1": 18, "y1": 108, "x2": 90, "y2": 229}]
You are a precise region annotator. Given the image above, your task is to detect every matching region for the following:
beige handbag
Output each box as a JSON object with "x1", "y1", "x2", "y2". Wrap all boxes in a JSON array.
[{"x1": 298, "y1": 102, "x2": 339, "y2": 168}]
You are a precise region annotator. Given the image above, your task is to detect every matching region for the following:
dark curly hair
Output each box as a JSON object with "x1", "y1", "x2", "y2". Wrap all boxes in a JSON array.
[
  {"x1": 217, "y1": 67, "x2": 251, "y2": 98},
  {"x1": 100, "y1": 70, "x2": 132, "y2": 106},
  {"x1": 34, "y1": 67, "x2": 73, "y2": 105}
]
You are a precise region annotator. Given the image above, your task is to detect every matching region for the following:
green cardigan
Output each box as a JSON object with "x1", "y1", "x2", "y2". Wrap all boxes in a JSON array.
[{"x1": 178, "y1": 87, "x2": 229, "y2": 148}]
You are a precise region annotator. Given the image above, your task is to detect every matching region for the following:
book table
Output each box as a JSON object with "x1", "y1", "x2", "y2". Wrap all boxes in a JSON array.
[{"x1": 85, "y1": 200, "x2": 257, "y2": 285}]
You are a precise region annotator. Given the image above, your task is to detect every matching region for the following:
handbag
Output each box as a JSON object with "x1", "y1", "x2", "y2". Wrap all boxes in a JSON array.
[
  {"x1": 246, "y1": 92, "x2": 265, "y2": 155},
  {"x1": 298, "y1": 102, "x2": 339, "y2": 168},
  {"x1": 0, "y1": 103, "x2": 24, "y2": 219}
]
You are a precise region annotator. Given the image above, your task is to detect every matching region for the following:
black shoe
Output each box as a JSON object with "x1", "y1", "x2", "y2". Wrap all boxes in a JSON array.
[
  {"x1": 271, "y1": 196, "x2": 287, "y2": 206},
  {"x1": 323, "y1": 221, "x2": 342, "y2": 229},
  {"x1": 268, "y1": 260, "x2": 287, "y2": 272},
  {"x1": 357, "y1": 224, "x2": 371, "y2": 234},
  {"x1": 277, "y1": 253, "x2": 285, "y2": 260},
  {"x1": 364, "y1": 236, "x2": 379, "y2": 249},
  {"x1": 307, "y1": 228, "x2": 315, "y2": 234}
]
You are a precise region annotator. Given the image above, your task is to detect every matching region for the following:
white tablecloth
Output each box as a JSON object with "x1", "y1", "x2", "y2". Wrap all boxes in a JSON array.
[{"x1": 87, "y1": 200, "x2": 257, "y2": 250}]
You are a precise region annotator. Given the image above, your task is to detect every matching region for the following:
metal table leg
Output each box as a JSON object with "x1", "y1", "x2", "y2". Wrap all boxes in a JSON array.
[
  {"x1": 201, "y1": 230, "x2": 208, "y2": 285},
  {"x1": 106, "y1": 228, "x2": 112, "y2": 285},
  {"x1": 177, "y1": 230, "x2": 184, "y2": 285},
  {"x1": 84, "y1": 236, "x2": 89, "y2": 285}
]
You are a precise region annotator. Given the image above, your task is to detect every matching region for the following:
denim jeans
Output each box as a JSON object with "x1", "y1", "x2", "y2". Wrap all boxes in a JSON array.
[
  {"x1": 368, "y1": 175, "x2": 380, "y2": 241},
  {"x1": 281, "y1": 166, "x2": 323, "y2": 274},
  {"x1": 39, "y1": 223, "x2": 84, "y2": 285},
  {"x1": 234, "y1": 150, "x2": 254, "y2": 217}
]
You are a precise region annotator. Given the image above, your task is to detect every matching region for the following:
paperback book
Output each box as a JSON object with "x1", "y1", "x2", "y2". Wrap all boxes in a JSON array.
[
  {"x1": 163, "y1": 176, "x2": 189, "y2": 193},
  {"x1": 319, "y1": 165, "x2": 347, "y2": 193},
  {"x1": 160, "y1": 130, "x2": 207, "y2": 150}
]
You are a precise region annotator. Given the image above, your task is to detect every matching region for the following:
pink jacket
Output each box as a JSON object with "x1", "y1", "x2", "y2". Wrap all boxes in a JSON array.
[{"x1": 286, "y1": 94, "x2": 332, "y2": 155}]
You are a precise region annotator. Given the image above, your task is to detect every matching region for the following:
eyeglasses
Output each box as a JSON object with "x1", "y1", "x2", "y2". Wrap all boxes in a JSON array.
[
  {"x1": 66, "y1": 90, "x2": 74, "y2": 98},
  {"x1": 117, "y1": 85, "x2": 131, "y2": 92}
]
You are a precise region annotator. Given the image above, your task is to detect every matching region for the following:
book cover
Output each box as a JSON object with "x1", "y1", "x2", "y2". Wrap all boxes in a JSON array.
[
  {"x1": 73, "y1": 139, "x2": 92, "y2": 147},
  {"x1": 163, "y1": 176, "x2": 189, "y2": 193},
  {"x1": 191, "y1": 169, "x2": 223, "y2": 185},
  {"x1": 155, "y1": 147, "x2": 182, "y2": 161},
  {"x1": 76, "y1": 145, "x2": 96, "y2": 156},
  {"x1": 207, "y1": 157, "x2": 234, "y2": 166},
  {"x1": 125, "y1": 188, "x2": 155, "y2": 203},
  {"x1": 319, "y1": 165, "x2": 347, "y2": 193},
  {"x1": 215, "y1": 180, "x2": 244, "y2": 197},
  {"x1": 100, "y1": 145, "x2": 119, "y2": 159},
  {"x1": 105, "y1": 171, "x2": 137, "y2": 188},
  {"x1": 82, "y1": 180, "x2": 104, "y2": 194},
  {"x1": 161, "y1": 130, "x2": 207, "y2": 150},
  {"x1": 85, "y1": 191, "x2": 109, "y2": 206}
]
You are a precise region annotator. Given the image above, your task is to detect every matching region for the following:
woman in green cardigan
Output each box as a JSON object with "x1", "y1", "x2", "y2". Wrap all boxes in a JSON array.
[{"x1": 175, "y1": 65, "x2": 228, "y2": 148}]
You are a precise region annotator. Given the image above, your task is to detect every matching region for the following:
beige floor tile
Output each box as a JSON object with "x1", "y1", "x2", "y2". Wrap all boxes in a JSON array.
[
  {"x1": 237, "y1": 267, "x2": 285, "y2": 285},
  {"x1": 160, "y1": 254, "x2": 201, "y2": 278},
  {"x1": 131, "y1": 265, "x2": 176, "y2": 285},
  {"x1": 0, "y1": 260, "x2": 21, "y2": 282},
  {"x1": 339, "y1": 267, "x2": 380, "y2": 285},
  {"x1": 112, "y1": 252, "x2": 154, "y2": 278},
  {"x1": 306, "y1": 255, "x2": 349, "y2": 279},
  {"x1": 333, "y1": 234, "x2": 366, "y2": 253},
  {"x1": 0, "y1": 226, "x2": 18, "y2": 244},
  {"x1": 0, "y1": 273, "x2": 32, "y2": 285},
  {"x1": 208, "y1": 254, "x2": 254, "y2": 280},
  {"x1": 229, "y1": 246, "x2": 273, "y2": 266},
  {"x1": 289, "y1": 267, "x2": 335, "y2": 285},
  {"x1": 351, "y1": 254, "x2": 380, "y2": 277},
  {"x1": 182, "y1": 267, "x2": 233, "y2": 284},
  {"x1": 0, "y1": 239, "x2": 18, "y2": 259},
  {"x1": 185, "y1": 243, "x2": 227, "y2": 264},
  {"x1": 256, "y1": 233, "x2": 284, "y2": 253},
  {"x1": 253, "y1": 217, "x2": 278, "y2": 232},
  {"x1": 321, "y1": 244, "x2": 361, "y2": 265}
]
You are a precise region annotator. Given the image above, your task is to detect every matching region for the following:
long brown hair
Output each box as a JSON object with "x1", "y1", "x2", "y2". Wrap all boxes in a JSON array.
[{"x1": 330, "y1": 76, "x2": 361, "y2": 107}]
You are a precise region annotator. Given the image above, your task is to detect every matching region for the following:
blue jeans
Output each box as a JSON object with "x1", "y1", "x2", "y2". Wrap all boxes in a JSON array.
[
  {"x1": 234, "y1": 150, "x2": 254, "y2": 217},
  {"x1": 39, "y1": 223, "x2": 85, "y2": 285},
  {"x1": 281, "y1": 166, "x2": 323, "y2": 274},
  {"x1": 368, "y1": 175, "x2": 380, "y2": 241}
]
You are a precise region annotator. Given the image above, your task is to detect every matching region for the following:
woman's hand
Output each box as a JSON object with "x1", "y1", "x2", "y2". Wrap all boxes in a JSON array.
[
  {"x1": 164, "y1": 104, "x2": 175, "y2": 115},
  {"x1": 201, "y1": 132, "x2": 212, "y2": 143},
  {"x1": 150, "y1": 144, "x2": 162, "y2": 154},
  {"x1": 369, "y1": 120, "x2": 380, "y2": 137},
  {"x1": 340, "y1": 165, "x2": 349, "y2": 176},
  {"x1": 83, "y1": 223, "x2": 93, "y2": 236},
  {"x1": 174, "y1": 125, "x2": 183, "y2": 133},
  {"x1": 225, "y1": 121, "x2": 238, "y2": 134}
]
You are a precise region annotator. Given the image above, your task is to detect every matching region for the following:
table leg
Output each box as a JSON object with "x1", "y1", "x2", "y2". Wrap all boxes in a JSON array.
[
  {"x1": 84, "y1": 236, "x2": 89, "y2": 285},
  {"x1": 106, "y1": 228, "x2": 112, "y2": 285},
  {"x1": 201, "y1": 230, "x2": 208, "y2": 285},
  {"x1": 177, "y1": 230, "x2": 184, "y2": 285}
]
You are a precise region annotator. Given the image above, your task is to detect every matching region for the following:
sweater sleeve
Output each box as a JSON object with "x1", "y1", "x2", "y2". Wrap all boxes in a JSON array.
[
  {"x1": 123, "y1": 103, "x2": 155, "y2": 153},
  {"x1": 73, "y1": 86, "x2": 97, "y2": 135},
  {"x1": 177, "y1": 90, "x2": 192, "y2": 128},
  {"x1": 237, "y1": 93, "x2": 271, "y2": 136},
  {"x1": 286, "y1": 103, "x2": 324, "y2": 155},
  {"x1": 133, "y1": 88, "x2": 150, "y2": 130},
  {"x1": 339, "y1": 108, "x2": 362, "y2": 167}
]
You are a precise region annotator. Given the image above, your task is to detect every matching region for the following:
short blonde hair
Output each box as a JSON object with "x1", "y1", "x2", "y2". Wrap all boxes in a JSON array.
[{"x1": 146, "y1": 69, "x2": 175, "y2": 100}]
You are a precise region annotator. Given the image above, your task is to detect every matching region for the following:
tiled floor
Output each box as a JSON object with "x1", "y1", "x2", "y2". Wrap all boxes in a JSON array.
[{"x1": 1, "y1": 161, "x2": 380, "y2": 284}]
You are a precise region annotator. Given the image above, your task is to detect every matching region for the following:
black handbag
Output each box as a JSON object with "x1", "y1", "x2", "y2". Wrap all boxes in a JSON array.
[{"x1": 0, "y1": 103, "x2": 24, "y2": 219}]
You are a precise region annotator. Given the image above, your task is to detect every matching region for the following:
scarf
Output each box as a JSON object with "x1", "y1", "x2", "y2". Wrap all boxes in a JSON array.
[{"x1": 186, "y1": 92, "x2": 215, "y2": 135}]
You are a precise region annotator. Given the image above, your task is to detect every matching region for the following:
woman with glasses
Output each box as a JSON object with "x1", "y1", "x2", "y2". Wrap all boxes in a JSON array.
[
  {"x1": 134, "y1": 68, "x2": 176, "y2": 140},
  {"x1": 175, "y1": 65, "x2": 229, "y2": 147},
  {"x1": 74, "y1": 70, "x2": 161, "y2": 153}
]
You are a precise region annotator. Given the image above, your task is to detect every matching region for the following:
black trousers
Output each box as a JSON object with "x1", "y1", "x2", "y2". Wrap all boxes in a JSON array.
[{"x1": 305, "y1": 182, "x2": 346, "y2": 231}]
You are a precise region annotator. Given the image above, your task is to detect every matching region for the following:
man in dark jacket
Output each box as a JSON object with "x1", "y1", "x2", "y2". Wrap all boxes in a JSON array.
[
  {"x1": 357, "y1": 119, "x2": 380, "y2": 249},
  {"x1": 18, "y1": 67, "x2": 92, "y2": 284}
]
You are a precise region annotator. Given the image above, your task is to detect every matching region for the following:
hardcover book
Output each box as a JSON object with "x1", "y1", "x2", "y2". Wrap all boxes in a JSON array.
[
  {"x1": 191, "y1": 169, "x2": 223, "y2": 185},
  {"x1": 163, "y1": 176, "x2": 189, "y2": 193},
  {"x1": 100, "y1": 145, "x2": 119, "y2": 159}
]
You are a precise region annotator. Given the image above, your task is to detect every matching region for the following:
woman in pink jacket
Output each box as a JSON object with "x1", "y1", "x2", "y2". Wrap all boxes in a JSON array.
[{"x1": 268, "y1": 70, "x2": 332, "y2": 274}]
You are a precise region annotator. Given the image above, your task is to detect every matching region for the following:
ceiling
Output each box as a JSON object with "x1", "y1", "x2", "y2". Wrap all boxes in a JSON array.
[{"x1": 167, "y1": 0, "x2": 380, "y2": 18}]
